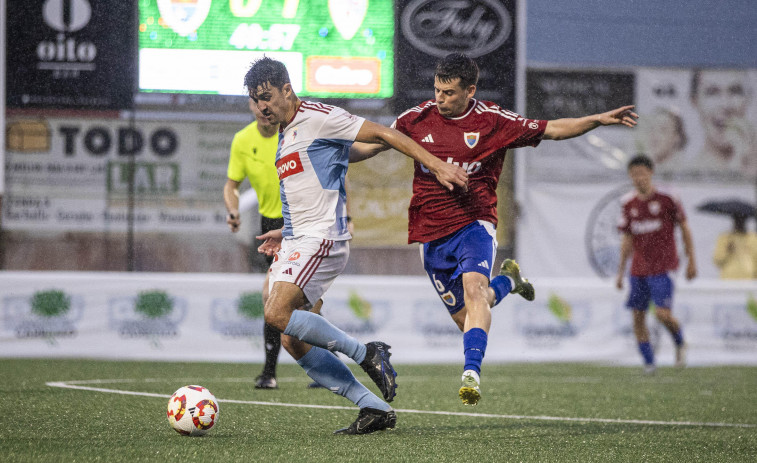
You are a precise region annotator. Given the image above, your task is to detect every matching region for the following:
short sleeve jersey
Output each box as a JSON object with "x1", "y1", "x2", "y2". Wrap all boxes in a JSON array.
[
  {"x1": 275, "y1": 101, "x2": 364, "y2": 240},
  {"x1": 617, "y1": 189, "x2": 686, "y2": 276},
  {"x1": 394, "y1": 99, "x2": 547, "y2": 243},
  {"x1": 227, "y1": 121, "x2": 283, "y2": 218}
]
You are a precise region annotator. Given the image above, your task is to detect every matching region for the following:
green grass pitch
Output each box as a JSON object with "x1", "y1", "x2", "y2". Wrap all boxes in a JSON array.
[{"x1": 2, "y1": 359, "x2": 755, "y2": 462}]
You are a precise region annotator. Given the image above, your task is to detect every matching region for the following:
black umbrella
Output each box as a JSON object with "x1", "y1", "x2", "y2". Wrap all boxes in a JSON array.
[{"x1": 697, "y1": 199, "x2": 756, "y2": 217}]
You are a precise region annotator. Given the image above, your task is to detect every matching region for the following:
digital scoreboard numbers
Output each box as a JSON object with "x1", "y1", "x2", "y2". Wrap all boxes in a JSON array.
[{"x1": 138, "y1": 0, "x2": 394, "y2": 98}]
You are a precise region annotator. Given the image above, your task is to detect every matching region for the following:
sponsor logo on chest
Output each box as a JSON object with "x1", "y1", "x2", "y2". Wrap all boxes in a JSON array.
[
  {"x1": 630, "y1": 218, "x2": 662, "y2": 235},
  {"x1": 276, "y1": 152, "x2": 305, "y2": 179},
  {"x1": 420, "y1": 157, "x2": 482, "y2": 174}
]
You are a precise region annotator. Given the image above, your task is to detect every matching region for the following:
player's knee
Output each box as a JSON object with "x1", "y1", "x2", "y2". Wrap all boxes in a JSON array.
[
  {"x1": 463, "y1": 275, "x2": 490, "y2": 299},
  {"x1": 263, "y1": 303, "x2": 288, "y2": 331}
]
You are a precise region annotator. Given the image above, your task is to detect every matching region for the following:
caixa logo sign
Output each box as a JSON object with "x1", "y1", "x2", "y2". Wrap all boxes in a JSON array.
[
  {"x1": 37, "y1": 0, "x2": 96, "y2": 74},
  {"x1": 400, "y1": 0, "x2": 512, "y2": 58}
]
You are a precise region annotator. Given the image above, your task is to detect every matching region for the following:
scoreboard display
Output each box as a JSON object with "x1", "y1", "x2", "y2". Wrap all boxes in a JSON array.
[{"x1": 138, "y1": 0, "x2": 394, "y2": 98}]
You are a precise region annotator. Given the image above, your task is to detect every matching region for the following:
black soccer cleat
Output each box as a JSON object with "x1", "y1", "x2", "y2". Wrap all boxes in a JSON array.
[
  {"x1": 359, "y1": 341, "x2": 398, "y2": 402},
  {"x1": 333, "y1": 408, "x2": 397, "y2": 435}
]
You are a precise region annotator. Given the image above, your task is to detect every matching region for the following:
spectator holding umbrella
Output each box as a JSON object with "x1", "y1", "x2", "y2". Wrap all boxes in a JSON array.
[{"x1": 699, "y1": 199, "x2": 757, "y2": 279}]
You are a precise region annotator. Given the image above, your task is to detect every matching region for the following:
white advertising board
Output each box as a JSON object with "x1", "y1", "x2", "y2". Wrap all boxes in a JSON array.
[{"x1": 1, "y1": 272, "x2": 755, "y2": 366}]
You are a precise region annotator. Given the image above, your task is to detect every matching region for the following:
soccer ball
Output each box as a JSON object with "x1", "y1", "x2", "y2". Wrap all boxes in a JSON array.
[{"x1": 167, "y1": 385, "x2": 220, "y2": 436}]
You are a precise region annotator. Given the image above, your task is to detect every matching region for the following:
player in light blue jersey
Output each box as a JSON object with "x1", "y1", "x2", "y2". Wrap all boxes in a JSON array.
[{"x1": 246, "y1": 57, "x2": 468, "y2": 435}]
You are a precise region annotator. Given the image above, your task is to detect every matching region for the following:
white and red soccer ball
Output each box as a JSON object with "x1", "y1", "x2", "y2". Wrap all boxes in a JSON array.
[{"x1": 167, "y1": 385, "x2": 219, "y2": 436}]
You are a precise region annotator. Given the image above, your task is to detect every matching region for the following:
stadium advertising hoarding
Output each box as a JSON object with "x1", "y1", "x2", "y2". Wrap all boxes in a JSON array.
[
  {"x1": 138, "y1": 0, "x2": 394, "y2": 98},
  {"x1": 524, "y1": 68, "x2": 757, "y2": 183},
  {"x1": 3, "y1": 115, "x2": 243, "y2": 232},
  {"x1": 5, "y1": 0, "x2": 135, "y2": 110},
  {"x1": 518, "y1": 67, "x2": 757, "y2": 279},
  {"x1": 1, "y1": 272, "x2": 755, "y2": 365},
  {"x1": 394, "y1": 0, "x2": 518, "y2": 110},
  {"x1": 2, "y1": 113, "x2": 417, "y2": 246}
]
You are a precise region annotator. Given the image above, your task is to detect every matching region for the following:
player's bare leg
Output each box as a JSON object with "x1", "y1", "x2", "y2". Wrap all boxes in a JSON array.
[
  {"x1": 264, "y1": 281, "x2": 308, "y2": 332},
  {"x1": 655, "y1": 307, "x2": 686, "y2": 367}
]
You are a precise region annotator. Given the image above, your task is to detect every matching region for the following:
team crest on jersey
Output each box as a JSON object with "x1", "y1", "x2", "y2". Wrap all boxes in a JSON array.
[
  {"x1": 463, "y1": 132, "x2": 480, "y2": 148},
  {"x1": 283, "y1": 127, "x2": 299, "y2": 146},
  {"x1": 648, "y1": 201, "x2": 661, "y2": 216}
]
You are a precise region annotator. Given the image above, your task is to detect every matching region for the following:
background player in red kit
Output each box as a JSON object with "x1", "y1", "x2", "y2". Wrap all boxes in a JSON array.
[
  {"x1": 352, "y1": 53, "x2": 638, "y2": 405},
  {"x1": 616, "y1": 154, "x2": 697, "y2": 374}
]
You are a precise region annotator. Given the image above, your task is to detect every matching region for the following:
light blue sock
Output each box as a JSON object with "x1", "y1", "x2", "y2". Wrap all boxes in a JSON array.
[
  {"x1": 463, "y1": 328, "x2": 488, "y2": 375},
  {"x1": 284, "y1": 310, "x2": 367, "y2": 363},
  {"x1": 490, "y1": 275, "x2": 513, "y2": 306},
  {"x1": 297, "y1": 346, "x2": 390, "y2": 411}
]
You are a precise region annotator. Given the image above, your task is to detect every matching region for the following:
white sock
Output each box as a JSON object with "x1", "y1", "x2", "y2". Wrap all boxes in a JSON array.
[{"x1": 462, "y1": 369, "x2": 480, "y2": 384}]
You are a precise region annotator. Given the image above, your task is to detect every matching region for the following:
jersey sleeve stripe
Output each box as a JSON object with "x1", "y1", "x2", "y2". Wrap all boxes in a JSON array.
[{"x1": 301, "y1": 101, "x2": 332, "y2": 114}]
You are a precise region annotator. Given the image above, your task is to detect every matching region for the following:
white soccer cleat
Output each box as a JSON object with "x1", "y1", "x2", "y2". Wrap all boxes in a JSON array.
[
  {"x1": 675, "y1": 343, "x2": 687, "y2": 368},
  {"x1": 458, "y1": 370, "x2": 481, "y2": 405}
]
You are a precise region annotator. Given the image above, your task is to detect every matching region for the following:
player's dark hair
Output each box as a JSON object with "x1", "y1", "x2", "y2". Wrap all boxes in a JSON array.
[
  {"x1": 628, "y1": 154, "x2": 654, "y2": 171},
  {"x1": 244, "y1": 57, "x2": 291, "y2": 92},
  {"x1": 435, "y1": 53, "x2": 479, "y2": 89}
]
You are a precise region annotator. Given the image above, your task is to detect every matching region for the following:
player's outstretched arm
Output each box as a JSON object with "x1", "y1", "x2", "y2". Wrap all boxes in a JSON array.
[
  {"x1": 350, "y1": 141, "x2": 389, "y2": 163},
  {"x1": 544, "y1": 105, "x2": 639, "y2": 141},
  {"x1": 355, "y1": 120, "x2": 468, "y2": 191}
]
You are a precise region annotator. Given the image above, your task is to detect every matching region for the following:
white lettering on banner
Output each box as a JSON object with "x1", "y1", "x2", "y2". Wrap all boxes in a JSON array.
[
  {"x1": 229, "y1": 23, "x2": 300, "y2": 51},
  {"x1": 37, "y1": 0, "x2": 97, "y2": 77},
  {"x1": 630, "y1": 219, "x2": 662, "y2": 234}
]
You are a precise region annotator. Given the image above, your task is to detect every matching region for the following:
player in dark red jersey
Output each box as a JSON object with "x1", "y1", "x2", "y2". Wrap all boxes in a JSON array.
[
  {"x1": 616, "y1": 154, "x2": 697, "y2": 374},
  {"x1": 351, "y1": 53, "x2": 638, "y2": 405}
]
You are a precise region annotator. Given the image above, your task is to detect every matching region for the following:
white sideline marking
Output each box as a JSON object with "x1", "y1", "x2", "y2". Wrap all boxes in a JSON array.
[{"x1": 45, "y1": 379, "x2": 756, "y2": 429}]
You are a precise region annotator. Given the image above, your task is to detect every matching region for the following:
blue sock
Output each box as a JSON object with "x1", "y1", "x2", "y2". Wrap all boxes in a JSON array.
[
  {"x1": 638, "y1": 341, "x2": 655, "y2": 365},
  {"x1": 284, "y1": 310, "x2": 367, "y2": 363},
  {"x1": 297, "y1": 346, "x2": 389, "y2": 411},
  {"x1": 490, "y1": 275, "x2": 513, "y2": 306},
  {"x1": 463, "y1": 328, "x2": 488, "y2": 375},
  {"x1": 672, "y1": 330, "x2": 684, "y2": 346}
]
